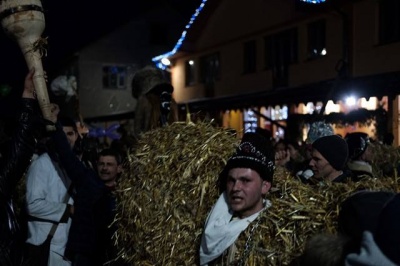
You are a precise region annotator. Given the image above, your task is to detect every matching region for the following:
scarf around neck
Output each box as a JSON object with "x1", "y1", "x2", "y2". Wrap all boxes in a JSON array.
[{"x1": 199, "y1": 192, "x2": 270, "y2": 265}]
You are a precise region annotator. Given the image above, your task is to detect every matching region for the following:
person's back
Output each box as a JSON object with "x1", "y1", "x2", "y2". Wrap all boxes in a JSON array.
[
  {"x1": 0, "y1": 69, "x2": 57, "y2": 265},
  {"x1": 25, "y1": 149, "x2": 74, "y2": 265},
  {"x1": 25, "y1": 116, "x2": 79, "y2": 265}
]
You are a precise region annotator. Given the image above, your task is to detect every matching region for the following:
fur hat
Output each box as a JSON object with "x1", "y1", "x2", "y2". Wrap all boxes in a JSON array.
[
  {"x1": 306, "y1": 121, "x2": 334, "y2": 144},
  {"x1": 338, "y1": 190, "x2": 395, "y2": 241},
  {"x1": 345, "y1": 132, "x2": 370, "y2": 160},
  {"x1": 339, "y1": 192, "x2": 400, "y2": 265},
  {"x1": 374, "y1": 193, "x2": 400, "y2": 264},
  {"x1": 312, "y1": 135, "x2": 348, "y2": 170},
  {"x1": 131, "y1": 66, "x2": 173, "y2": 99},
  {"x1": 220, "y1": 132, "x2": 275, "y2": 184}
]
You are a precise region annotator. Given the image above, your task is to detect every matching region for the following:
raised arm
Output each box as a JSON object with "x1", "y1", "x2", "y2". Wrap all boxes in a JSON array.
[{"x1": 0, "y1": 69, "x2": 43, "y2": 198}]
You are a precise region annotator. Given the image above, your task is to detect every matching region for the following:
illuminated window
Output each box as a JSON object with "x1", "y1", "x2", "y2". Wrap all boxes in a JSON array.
[
  {"x1": 271, "y1": 105, "x2": 288, "y2": 120},
  {"x1": 360, "y1": 97, "x2": 378, "y2": 110},
  {"x1": 243, "y1": 109, "x2": 258, "y2": 132},
  {"x1": 325, "y1": 100, "x2": 340, "y2": 114},
  {"x1": 102, "y1": 66, "x2": 127, "y2": 90}
]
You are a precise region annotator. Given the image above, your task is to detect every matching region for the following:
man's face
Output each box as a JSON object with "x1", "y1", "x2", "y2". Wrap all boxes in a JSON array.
[
  {"x1": 62, "y1": 126, "x2": 78, "y2": 149},
  {"x1": 361, "y1": 145, "x2": 373, "y2": 163},
  {"x1": 97, "y1": 155, "x2": 122, "y2": 183},
  {"x1": 309, "y1": 149, "x2": 335, "y2": 179},
  {"x1": 226, "y1": 168, "x2": 271, "y2": 219}
]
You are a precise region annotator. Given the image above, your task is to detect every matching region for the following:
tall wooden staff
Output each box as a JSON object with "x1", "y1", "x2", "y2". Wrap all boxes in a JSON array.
[{"x1": 0, "y1": 0, "x2": 54, "y2": 130}]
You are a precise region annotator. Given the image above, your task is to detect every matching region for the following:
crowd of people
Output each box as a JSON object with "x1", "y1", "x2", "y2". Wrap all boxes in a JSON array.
[
  {"x1": 1, "y1": 68, "x2": 399, "y2": 266},
  {"x1": 0, "y1": 70, "x2": 127, "y2": 266},
  {"x1": 270, "y1": 121, "x2": 384, "y2": 184},
  {"x1": 199, "y1": 122, "x2": 399, "y2": 265}
]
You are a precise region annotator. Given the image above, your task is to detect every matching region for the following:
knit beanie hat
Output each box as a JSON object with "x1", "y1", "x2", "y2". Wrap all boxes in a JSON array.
[
  {"x1": 306, "y1": 121, "x2": 334, "y2": 144},
  {"x1": 345, "y1": 132, "x2": 370, "y2": 160},
  {"x1": 312, "y1": 135, "x2": 349, "y2": 170},
  {"x1": 220, "y1": 132, "x2": 275, "y2": 183}
]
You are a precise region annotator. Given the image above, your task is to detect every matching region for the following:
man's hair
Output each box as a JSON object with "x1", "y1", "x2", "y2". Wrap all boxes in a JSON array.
[
  {"x1": 58, "y1": 116, "x2": 78, "y2": 132},
  {"x1": 98, "y1": 148, "x2": 122, "y2": 165}
]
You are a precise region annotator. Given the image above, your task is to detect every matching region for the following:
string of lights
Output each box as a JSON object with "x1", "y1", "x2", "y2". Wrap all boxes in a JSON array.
[
  {"x1": 152, "y1": 0, "x2": 208, "y2": 69},
  {"x1": 300, "y1": 0, "x2": 326, "y2": 3},
  {"x1": 152, "y1": 0, "x2": 327, "y2": 69}
]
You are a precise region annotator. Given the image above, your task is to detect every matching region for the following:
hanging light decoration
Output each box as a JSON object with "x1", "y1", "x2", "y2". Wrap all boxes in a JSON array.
[
  {"x1": 152, "y1": 0, "x2": 208, "y2": 69},
  {"x1": 300, "y1": 0, "x2": 326, "y2": 3}
]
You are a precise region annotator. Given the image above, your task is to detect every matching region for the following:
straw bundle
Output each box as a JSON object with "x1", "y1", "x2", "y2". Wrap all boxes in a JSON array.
[
  {"x1": 252, "y1": 175, "x2": 398, "y2": 265},
  {"x1": 114, "y1": 121, "x2": 238, "y2": 265},
  {"x1": 369, "y1": 141, "x2": 400, "y2": 177},
  {"x1": 114, "y1": 122, "x2": 400, "y2": 265}
]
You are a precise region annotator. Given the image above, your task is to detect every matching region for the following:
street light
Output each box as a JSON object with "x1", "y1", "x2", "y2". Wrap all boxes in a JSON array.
[
  {"x1": 161, "y1": 57, "x2": 171, "y2": 66},
  {"x1": 345, "y1": 96, "x2": 356, "y2": 106}
]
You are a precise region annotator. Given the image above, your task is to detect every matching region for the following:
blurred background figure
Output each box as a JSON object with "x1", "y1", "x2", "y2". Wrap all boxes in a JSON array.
[
  {"x1": 291, "y1": 190, "x2": 398, "y2": 266},
  {"x1": 131, "y1": 66, "x2": 178, "y2": 139},
  {"x1": 345, "y1": 132, "x2": 374, "y2": 180}
]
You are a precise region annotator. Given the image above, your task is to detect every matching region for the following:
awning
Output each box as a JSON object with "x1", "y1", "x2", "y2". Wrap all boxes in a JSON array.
[{"x1": 179, "y1": 71, "x2": 400, "y2": 112}]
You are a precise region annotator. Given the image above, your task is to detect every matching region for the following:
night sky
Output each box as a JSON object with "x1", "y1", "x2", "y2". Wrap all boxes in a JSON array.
[{"x1": 0, "y1": 0, "x2": 200, "y2": 116}]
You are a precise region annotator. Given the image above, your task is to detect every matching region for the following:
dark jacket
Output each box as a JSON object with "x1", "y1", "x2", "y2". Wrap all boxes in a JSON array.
[
  {"x1": 0, "y1": 99, "x2": 40, "y2": 265},
  {"x1": 52, "y1": 123, "x2": 117, "y2": 265},
  {"x1": 332, "y1": 168, "x2": 353, "y2": 183}
]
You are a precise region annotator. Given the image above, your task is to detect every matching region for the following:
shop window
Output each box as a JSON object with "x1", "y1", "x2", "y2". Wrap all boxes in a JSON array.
[
  {"x1": 379, "y1": 0, "x2": 400, "y2": 44},
  {"x1": 185, "y1": 60, "x2": 195, "y2": 86},
  {"x1": 243, "y1": 40, "x2": 256, "y2": 74},
  {"x1": 307, "y1": 19, "x2": 327, "y2": 59},
  {"x1": 102, "y1": 66, "x2": 127, "y2": 90},
  {"x1": 271, "y1": 105, "x2": 288, "y2": 121},
  {"x1": 243, "y1": 109, "x2": 258, "y2": 132}
]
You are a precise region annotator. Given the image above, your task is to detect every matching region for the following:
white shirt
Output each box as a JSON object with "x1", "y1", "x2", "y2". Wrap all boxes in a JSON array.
[{"x1": 25, "y1": 153, "x2": 73, "y2": 265}]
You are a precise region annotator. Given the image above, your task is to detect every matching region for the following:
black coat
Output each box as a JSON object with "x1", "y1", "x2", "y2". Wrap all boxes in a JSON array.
[
  {"x1": 0, "y1": 99, "x2": 40, "y2": 265},
  {"x1": 52, "y1": 124, "x2": 117, "y2": 264}
]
